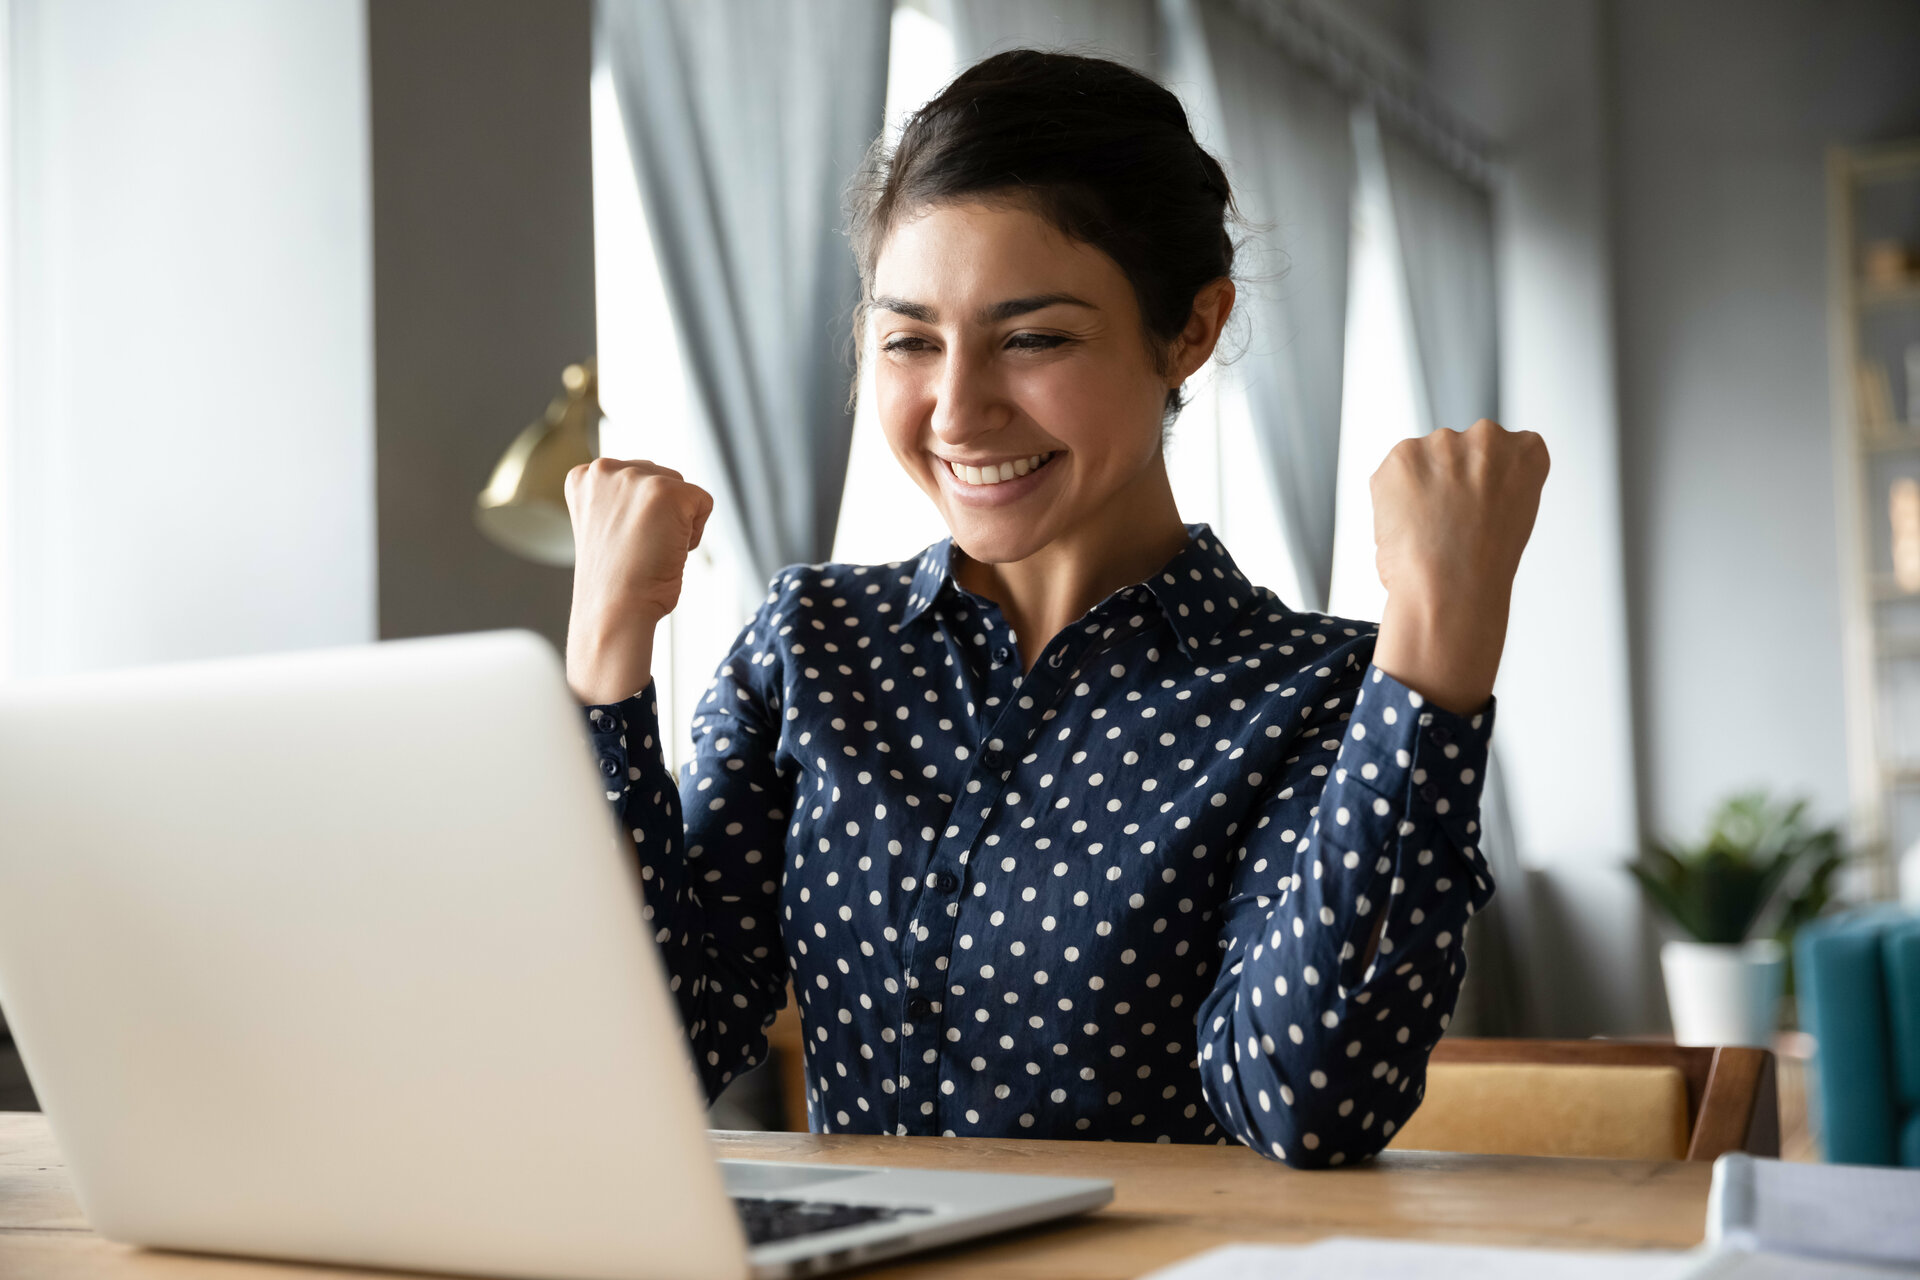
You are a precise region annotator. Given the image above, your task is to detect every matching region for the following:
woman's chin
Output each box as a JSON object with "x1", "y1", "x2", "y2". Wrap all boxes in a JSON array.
[{"x1": 943, "y1": 510, "x2": 1061, "y2": 566}]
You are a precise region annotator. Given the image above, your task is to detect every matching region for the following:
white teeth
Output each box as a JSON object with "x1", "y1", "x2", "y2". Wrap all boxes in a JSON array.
[{"x1": 948, "y1": 452, "x2": 1055, "y2": 487}]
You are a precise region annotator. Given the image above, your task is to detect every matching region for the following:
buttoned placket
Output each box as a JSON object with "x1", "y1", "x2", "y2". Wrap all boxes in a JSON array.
[{"x1": 889, "y1": 585, "x2": 1162, "y2": 1133}]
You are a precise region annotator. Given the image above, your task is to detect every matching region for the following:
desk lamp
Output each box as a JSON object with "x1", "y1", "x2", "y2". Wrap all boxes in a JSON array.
[{"x1": 474, "y1": 360, "x2": 600, "y2": 566}]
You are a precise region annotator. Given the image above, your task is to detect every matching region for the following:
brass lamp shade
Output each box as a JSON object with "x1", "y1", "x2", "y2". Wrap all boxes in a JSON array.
[{"x1": 475, "y1": 360, "x2": 600, "y2": 566}]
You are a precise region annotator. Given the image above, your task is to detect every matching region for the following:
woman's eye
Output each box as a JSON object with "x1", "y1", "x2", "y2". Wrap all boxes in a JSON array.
[
  {"x1": 881, "y1": 336, "x2": 933, "y2": 354},
  {"x1": 1007, "y1": 333, "x2": 1070, "y2": 350}
]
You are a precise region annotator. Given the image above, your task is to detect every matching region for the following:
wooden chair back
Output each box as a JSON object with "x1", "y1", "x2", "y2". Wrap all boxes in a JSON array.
[
  {"x1": 1392, "y1": 1038, "x2": 1779, "y2": 1162},
  {"x1": 765, "y1": 994, "x2": 810, "y2": 1131}
]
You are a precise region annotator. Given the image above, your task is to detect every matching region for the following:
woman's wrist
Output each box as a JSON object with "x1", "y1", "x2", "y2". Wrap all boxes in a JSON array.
[
  {"x1": 566, "y1": 608, "x2": 665, "y2": 706},
  {"x1": 1372, "y1": 580, "x2": 1508, "y2": 716}
]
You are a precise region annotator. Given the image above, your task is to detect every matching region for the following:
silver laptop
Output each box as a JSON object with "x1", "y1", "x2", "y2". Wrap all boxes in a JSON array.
[{"x1": 0, "y1": 631, "x2": 1111, "y2": 1280}]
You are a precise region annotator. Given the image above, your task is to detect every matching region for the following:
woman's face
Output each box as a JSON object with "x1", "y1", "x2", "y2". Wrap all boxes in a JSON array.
[{"x1": 868, "y1": 201, "x2": 1180, "y2": 565}]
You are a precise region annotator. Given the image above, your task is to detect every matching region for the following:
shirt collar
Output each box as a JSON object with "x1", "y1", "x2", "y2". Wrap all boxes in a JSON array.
[{"x1": 899, "y1": 522, "x2": 1256, "y2": 660}]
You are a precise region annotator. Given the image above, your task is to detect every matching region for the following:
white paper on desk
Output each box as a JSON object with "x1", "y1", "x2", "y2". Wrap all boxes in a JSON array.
[
  {"x1": 1142, "y1": 1238, "x2": 1701, "y2": 1280},
  {"x1": 1708, "y1": 1154, "x2": 1920, "y2": 1269}
]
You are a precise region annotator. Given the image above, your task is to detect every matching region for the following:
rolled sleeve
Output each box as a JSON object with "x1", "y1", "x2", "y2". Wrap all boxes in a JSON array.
[{"x1": 1195, "y1": 658, "x2": 1498, "y2": 1167}]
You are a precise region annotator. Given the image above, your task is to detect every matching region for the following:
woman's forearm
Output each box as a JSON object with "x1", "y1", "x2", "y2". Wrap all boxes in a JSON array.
[{"x1": 1371, "y1": 581, "x2": 1509, "y2": 717}]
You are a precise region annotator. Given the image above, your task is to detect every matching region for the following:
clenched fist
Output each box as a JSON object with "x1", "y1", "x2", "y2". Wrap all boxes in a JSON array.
[
  {"x1": 563, "y1": 457, "x2": 715, "y2": 705},
  {"x1": 1368, "y1": 419, "x2": 1549, "y2": 715}
]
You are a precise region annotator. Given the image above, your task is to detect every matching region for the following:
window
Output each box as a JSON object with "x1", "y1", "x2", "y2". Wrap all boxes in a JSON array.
[
  {"x1": 829, "y1": 1, "x2": 957, "y2": 566},
  {"x1": 833, "y1": 3, "x2": 1305, "y2": 607},
  {"x1": 0, "y1": 0, "x2": 11, "y2": 682},
  {"x1": 592, "y1": 3, "x2": 1420, "y2": 765},
  {"x1": 591, "y1": 64, "x2": 758, "y2": 769},
  {"x1": 1327, "y1": 163, "x2": 1425, "y2": 623}
]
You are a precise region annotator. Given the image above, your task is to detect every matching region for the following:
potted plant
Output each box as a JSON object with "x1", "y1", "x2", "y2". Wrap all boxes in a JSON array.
[{"x1": 1628, "y1": 792, "x2": 1844, "y2": 1046}]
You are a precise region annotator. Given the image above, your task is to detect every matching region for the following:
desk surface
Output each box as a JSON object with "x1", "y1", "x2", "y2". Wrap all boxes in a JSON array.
[{"x1": 0, "y1": 1112, "x2": 1710, "y2": 1278}]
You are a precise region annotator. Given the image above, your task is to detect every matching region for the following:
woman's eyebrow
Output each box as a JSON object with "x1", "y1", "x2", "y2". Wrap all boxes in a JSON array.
[
  {"x1": 870, "y1": 293, "x2": 1098, "y2": 324},
  {"x1": 980, "y1": 293, "x2": 1096, "y2": 322}
]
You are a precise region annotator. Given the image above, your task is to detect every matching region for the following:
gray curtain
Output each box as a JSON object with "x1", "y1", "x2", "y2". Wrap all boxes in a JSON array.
[
  {"x1": 598, "y1": 0, "x2": 892, "y2": 583},
  {"x1": 1360, "y1": 105, "x2": 1528, "y2": 1035},
  {"x1": 942, "y1": 0, "x2": 1159, "y2": 73},
  {"x1": 1369, "y1": 110, "x2": 1498, "y2": 443},
  {"x1": 1166, "y1": 0, "x2": 1353, "y2": 612}
]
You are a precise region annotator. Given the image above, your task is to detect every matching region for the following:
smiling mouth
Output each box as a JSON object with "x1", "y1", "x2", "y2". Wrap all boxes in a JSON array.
[{"x1": 944, "y1": 451, "x2": 1060, "y2": 487}]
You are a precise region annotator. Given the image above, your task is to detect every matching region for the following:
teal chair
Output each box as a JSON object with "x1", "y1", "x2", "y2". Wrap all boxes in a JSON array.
[{"x1": 1797, "y1": 909, "x2": 1920, "y2": 1165}]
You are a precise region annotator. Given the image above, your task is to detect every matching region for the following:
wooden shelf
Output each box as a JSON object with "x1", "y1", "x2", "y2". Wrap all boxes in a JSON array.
[
  {"x1": 1864, "y1": 428, "x2": 1920, "y2": 452},
  {"x1": 1859, "y1": 280, "x2": 1920, "y2": 308},
  {"x1": 1872, "y1": 634, "x2": 1920, "y2": 660},
  {"x1": 1835, "y1": 139, "x2": 1920, "y2": 899},
  {"x1": 1870, "y1": 574, "x2": 1920, "y2": 602},
  {"x1": 1847, "y1": 140, "x2": 1920, "y2": 180}
]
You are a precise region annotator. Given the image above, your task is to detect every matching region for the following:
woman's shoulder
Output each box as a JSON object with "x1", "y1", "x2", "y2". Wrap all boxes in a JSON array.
[
  {"x1": 1230, "y1": 589, "x2": 1382, "y2": 689},
  {"x1": 1233, "y1": 583, "x2": 1378, "y2": 644},
  {"x1": 737, "y1": 548, "x2": 940, "y2": 660},
  {"x1": 759, "y1": 543, "x2": 944, "y2": 631}
]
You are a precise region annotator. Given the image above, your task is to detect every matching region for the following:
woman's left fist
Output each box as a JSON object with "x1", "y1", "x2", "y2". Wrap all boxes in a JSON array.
[{"x1": 1369, "y1": 418, "x2": 1549, "y2": 607}]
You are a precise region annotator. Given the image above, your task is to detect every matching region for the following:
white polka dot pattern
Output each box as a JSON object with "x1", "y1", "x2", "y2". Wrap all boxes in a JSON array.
[{"x1": 584, "y1": 523, "x2": 1495, "y2": 1167}]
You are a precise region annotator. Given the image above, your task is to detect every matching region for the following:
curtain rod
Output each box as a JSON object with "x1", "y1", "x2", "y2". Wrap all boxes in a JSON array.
[{"x1": 1220, "y1": 0, "x2": 1497, "y2": 189}]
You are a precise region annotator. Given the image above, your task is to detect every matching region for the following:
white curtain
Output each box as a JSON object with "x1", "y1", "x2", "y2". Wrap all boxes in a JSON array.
[
  {"x1": 1166, "y1": 0, "x2": 1354, "y2": 613},
  {"x1": 941, "y1": 0, "x2": 1158, "y2": 74},
  {"x1": 1359, "y1": 105, "x2": 1528, "y2": 1034},
  {"x1": 597, "y1": 0, "x2": 892, "y2": 583},
  {"x1": 1369, "y1": 111, "x2": 1498, "y2": 441}
]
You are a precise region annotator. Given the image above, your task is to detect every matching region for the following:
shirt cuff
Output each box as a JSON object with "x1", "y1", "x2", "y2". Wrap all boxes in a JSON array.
[
  {"x1": 1342, "y1": 666, "x2": 1494, "y2": 856},
  {"x1": 582, "y1": 677, "x2": 667, "y2": 802}
]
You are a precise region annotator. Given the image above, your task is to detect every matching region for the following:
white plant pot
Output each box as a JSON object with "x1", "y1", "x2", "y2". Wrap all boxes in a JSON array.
[{"x1": 1660, "y1": 938, "x2": 1785, "y2": 1047}]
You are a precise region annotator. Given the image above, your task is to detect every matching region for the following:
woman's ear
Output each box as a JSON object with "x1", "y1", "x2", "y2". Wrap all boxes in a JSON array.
[{"x1": 1168, "y1": 277, "x2": 1236, "y2": 386}]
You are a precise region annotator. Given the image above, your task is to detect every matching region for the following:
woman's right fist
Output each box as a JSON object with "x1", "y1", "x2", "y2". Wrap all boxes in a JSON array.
[{"x1": 563, "y1": 457, "x2": 714, "y2": 704}]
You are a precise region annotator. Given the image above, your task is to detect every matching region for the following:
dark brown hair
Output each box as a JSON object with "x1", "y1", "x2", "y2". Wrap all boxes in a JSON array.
[{"x1": 846, "y1": 48, "x2": 1239, "y2": 421}]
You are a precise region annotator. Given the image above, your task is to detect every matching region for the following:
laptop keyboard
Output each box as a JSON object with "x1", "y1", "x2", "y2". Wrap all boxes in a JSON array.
[{"x1": 732, "y1": 1195, "x2": 931, "y2": 1246}]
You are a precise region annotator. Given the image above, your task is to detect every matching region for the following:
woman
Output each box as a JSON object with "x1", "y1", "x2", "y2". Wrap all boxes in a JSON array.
[{"x1": 565, "y1": 50, "x2": 1546, "y2": 1168}]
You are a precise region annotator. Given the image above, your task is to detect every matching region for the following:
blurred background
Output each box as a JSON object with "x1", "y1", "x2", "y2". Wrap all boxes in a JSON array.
[{"x1": 4, "y1": 0, "x2": 1920, "y2": 1157}]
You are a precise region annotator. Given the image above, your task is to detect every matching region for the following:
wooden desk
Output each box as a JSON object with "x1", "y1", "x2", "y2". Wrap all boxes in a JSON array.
[{"x1": 0, "y1": 1112, "x2": 1710, "y2": 1278}]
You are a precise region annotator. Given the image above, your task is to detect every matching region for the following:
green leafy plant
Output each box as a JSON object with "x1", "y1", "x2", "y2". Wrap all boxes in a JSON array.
[{"x1": 1629, "y1": 792, "x2": 1844, "y2": 946}]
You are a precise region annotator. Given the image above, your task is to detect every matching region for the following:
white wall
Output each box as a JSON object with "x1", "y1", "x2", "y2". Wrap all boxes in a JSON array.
[
  {"x1": 1422, "y1": 0, "x2": 1658, "y2": 1033},
  {"x1": 6, "y1": 0, "x2": 374, "y2": 678},
  {"x1": 1611, "y1": 0, "x2": 1920, "y2": 843},
  {"x1": 1416, "y1": 0, "x2": 1920, "y2": 1033}
]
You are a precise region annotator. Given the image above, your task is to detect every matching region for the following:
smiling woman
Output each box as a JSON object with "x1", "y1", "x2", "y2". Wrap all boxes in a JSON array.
[
  {"x1": 859, "y1": 200, "x2": 1231, "y2": 649},
  {"x1": 563, "y1": 49, "x2": 1548, "y2": 1167}
]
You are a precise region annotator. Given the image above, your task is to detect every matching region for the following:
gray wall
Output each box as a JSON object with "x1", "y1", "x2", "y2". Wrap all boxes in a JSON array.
[
  {"x1": 1420, "y1": 0, "x2": 1657, "y2": 1036},
  {"x1": 1414, "y1": 0, "x2": 1920, "y2": 1033},
  {"x1": 1611, "y1": 0, "x2": 1920, "y2": 843},
  {"x1": 6, "y1": 0, "x2": 375, "y2": 677},
  {"x1": 369, "y1": 0, "x2": 597, "y2": 650}
]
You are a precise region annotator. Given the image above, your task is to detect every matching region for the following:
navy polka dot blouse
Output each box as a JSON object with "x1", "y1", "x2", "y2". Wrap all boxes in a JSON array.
[{"x1": 584, "y1": 522, "x2": 1495, "y2": 1167}]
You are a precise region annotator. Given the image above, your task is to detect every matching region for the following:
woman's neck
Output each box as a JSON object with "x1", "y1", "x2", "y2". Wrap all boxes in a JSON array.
[{"x1": 952, "y1": 458, "x2": 1190, "y2": 674}]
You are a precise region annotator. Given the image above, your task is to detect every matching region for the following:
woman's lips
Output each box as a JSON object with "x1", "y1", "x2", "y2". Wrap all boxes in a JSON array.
[{"x1": 937, "y1": 450, "x2": 1061, "y2": 506}]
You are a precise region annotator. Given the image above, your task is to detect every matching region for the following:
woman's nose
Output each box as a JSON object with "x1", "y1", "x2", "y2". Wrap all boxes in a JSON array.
[{"x1": 930, "y1": 347, "x2": 1011, "y2": 445}]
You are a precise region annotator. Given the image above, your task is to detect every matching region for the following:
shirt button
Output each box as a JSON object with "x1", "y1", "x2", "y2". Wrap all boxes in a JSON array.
[
  {"x1": 936, "y1": 871, "x2": 960, "y2": 892},
  {"x1": 599, "y1": 756, "x2": 620, "y2": 777},
  {"x1": 1420, "y1": 781, "x2": 1440, "y2": 802},
  {"x1": 981, "y1": 749, "x2": 1004, "y2": 770},
  {"x1": 1431, "y1": 726, "x2": 1453, "y2": 745},
  {"x1": 907, "y1": 997, "x2": 931, "y2": 1018}
]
